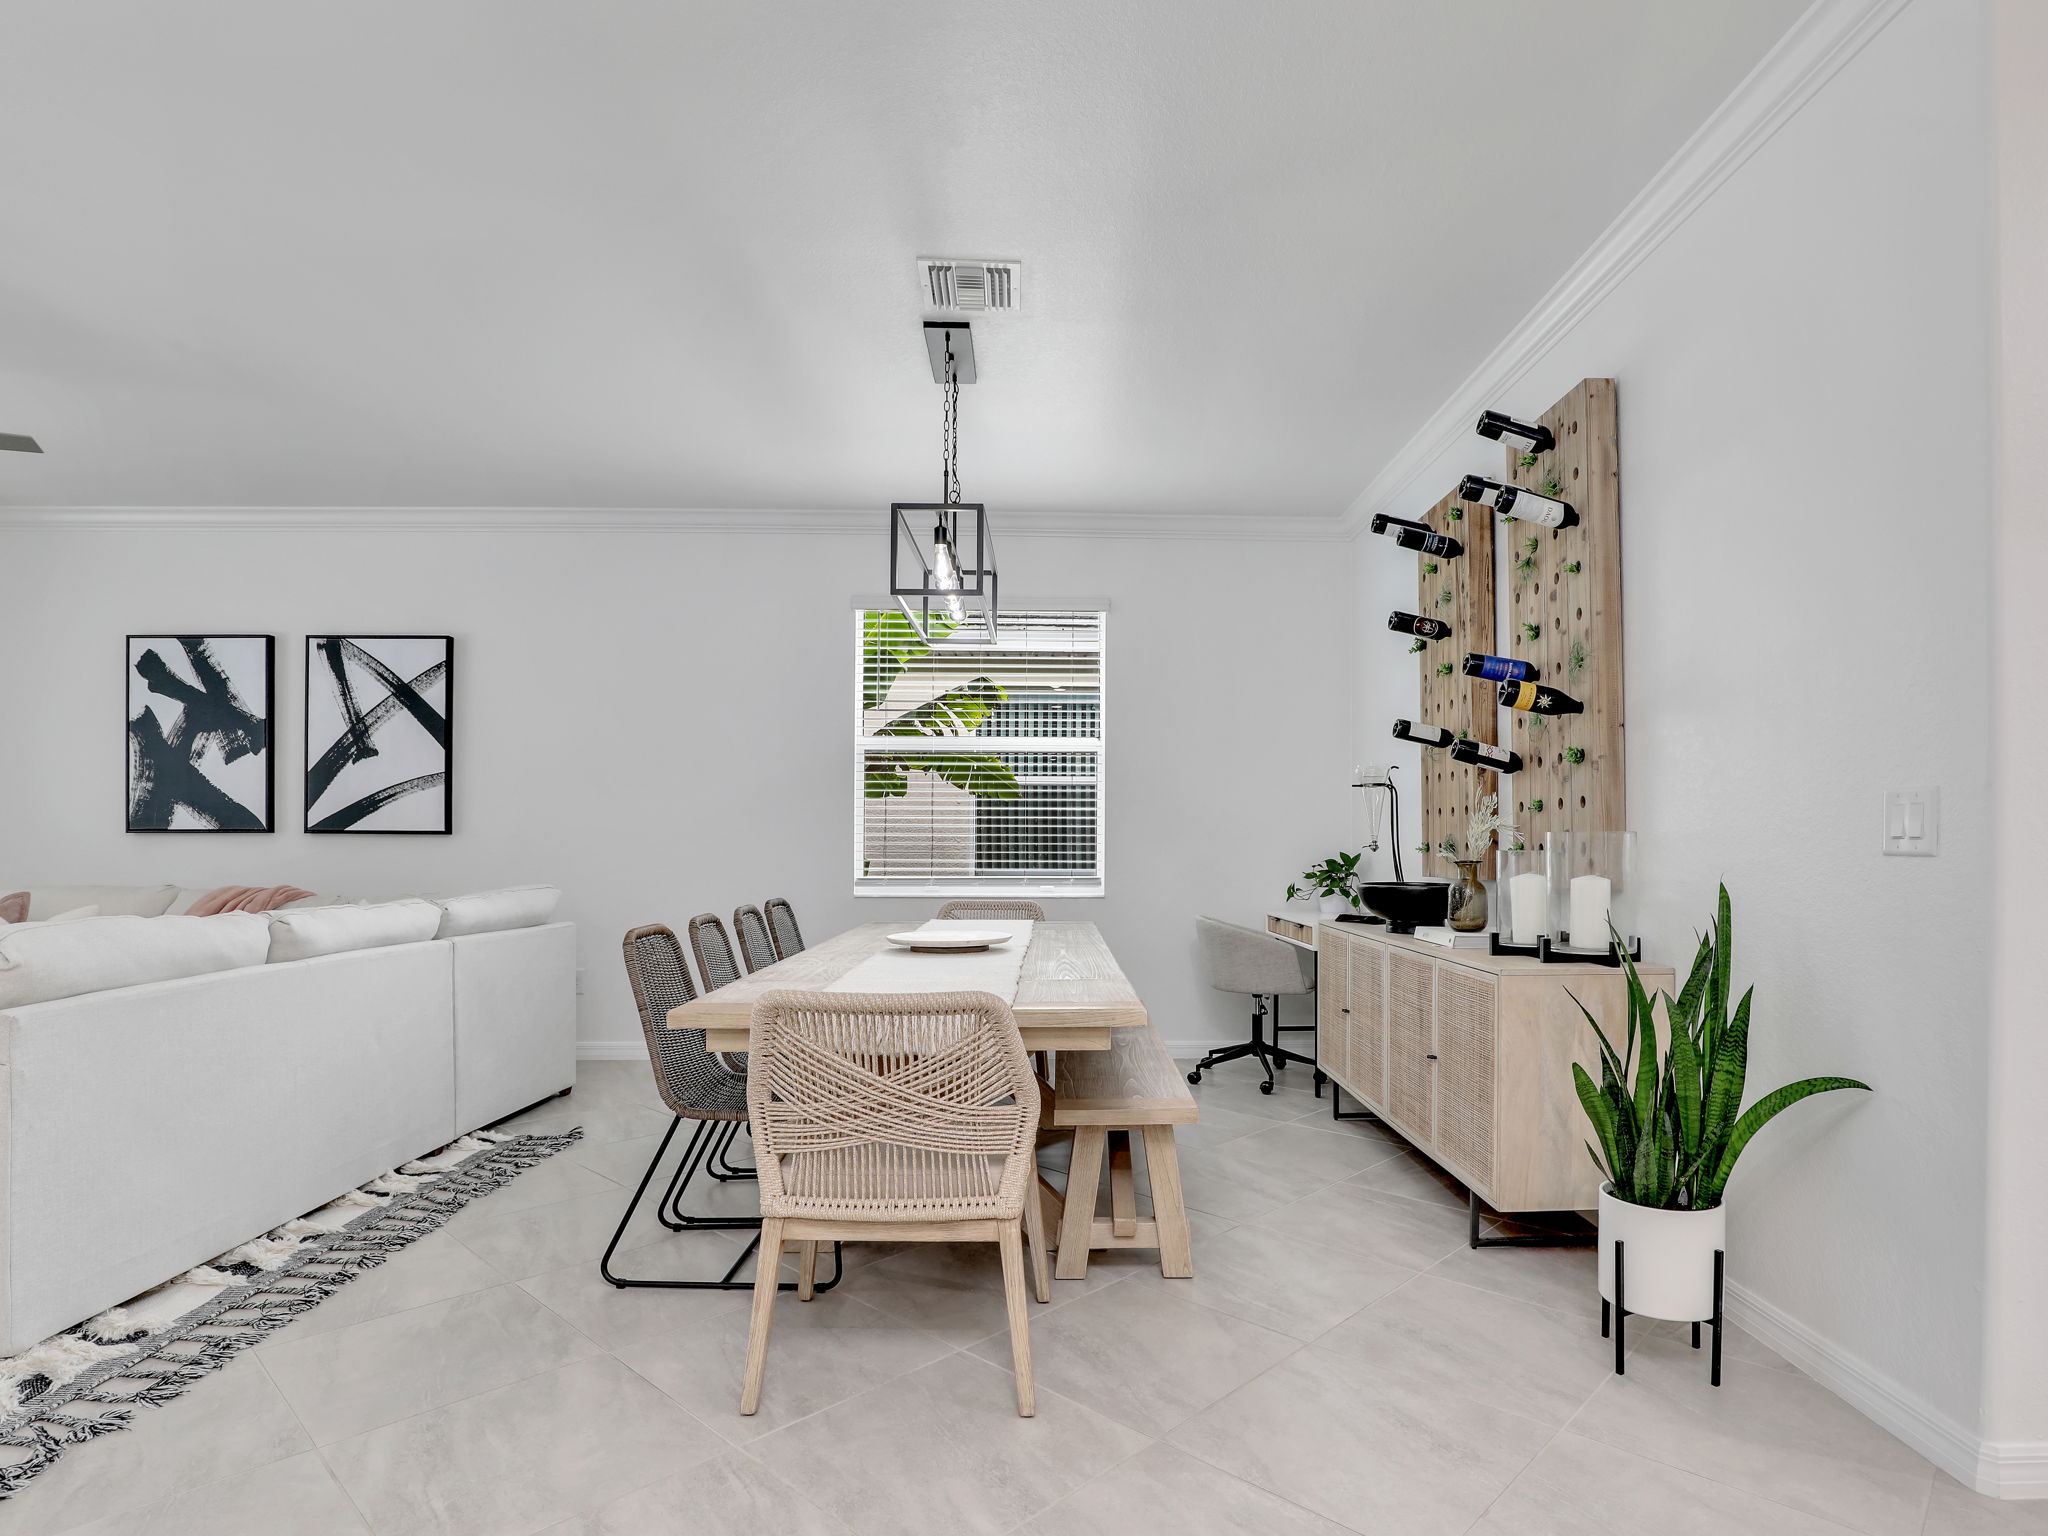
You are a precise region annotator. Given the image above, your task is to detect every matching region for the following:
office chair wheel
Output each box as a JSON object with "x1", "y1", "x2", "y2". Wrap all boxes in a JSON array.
[
  {"x1": 1186, "y1": 1070, "x2": 1202, "y2": 1085},
  {"x1": 1259, "y1": 1081, "x2": 1274, "y2": 1095}
]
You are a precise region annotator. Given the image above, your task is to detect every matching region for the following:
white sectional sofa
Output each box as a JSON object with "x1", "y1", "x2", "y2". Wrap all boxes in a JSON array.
[{"x1": 0, "y1": 884, "x2": 576, "y2": 1354}]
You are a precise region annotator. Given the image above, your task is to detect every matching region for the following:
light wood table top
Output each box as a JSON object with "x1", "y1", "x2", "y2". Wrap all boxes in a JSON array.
[{"x1": 669, "y1": 920, "x2": 1149, "y2": 1054}]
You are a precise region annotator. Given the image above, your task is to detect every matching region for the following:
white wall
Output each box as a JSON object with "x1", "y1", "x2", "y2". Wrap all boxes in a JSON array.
[
  {"x1": 1353, "y1": 0, "x2": 1999, "y2": 1463},
  {"x1": 0, "y1": 521, "x2": 1354, "y2": 1056},
  {"x1": 1979, "y1": 0, "x2": 2048, "y2": 1489}
]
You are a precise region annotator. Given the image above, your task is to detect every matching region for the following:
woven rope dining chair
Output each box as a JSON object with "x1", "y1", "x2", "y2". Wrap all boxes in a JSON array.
[
  {"x1": 733, "y1": 904, "x2": 778, "y2": 974},
  {"x1": 764, "y1": 897, "x2": 805, "y2": 960},
  {"x1": 739, "y1": 988, "x2": 1050, "y2": 1417},
  {"x1": 936, "y1": 899, "x2": 1047, "y2": 922}
]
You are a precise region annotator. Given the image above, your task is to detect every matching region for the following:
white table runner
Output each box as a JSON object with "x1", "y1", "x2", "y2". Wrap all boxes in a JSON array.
[{"x1": 823, "y1": 920, "x2": 1033, "y2": 999}]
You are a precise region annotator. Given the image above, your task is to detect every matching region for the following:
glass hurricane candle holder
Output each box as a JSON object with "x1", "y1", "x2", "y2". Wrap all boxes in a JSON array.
[
  {"x1": 1543, "y1": 830, "x2": 1639, "y2": 963},
  {"x1": 1497, "y1": 848, "x2": 1549, "y2": 950}
]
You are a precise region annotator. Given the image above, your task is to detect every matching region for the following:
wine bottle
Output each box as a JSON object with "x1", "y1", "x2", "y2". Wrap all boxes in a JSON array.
[
  {"x1": 1499, "y1": 680, "x2": 1586, "y2": 715},
  {"x1": 1450, "y1": 738, "x2": 1524, "y2": 774},
  {"x1": 1393, "y1": 526, "x2": 1463, "y2": 559},
  {"x1": 1369, "y1": 513, "x2": 1431, "y2": 538},
  {"x1": 1494, "y1": 484, "x2": 1578, "y2": 528},
  {"x1": 1388, "y1": 611, "x2": 1451, "y2": 640},
  {"x1": 1457, "y1": 474, "x2": 1504, "y2": 507},
  {"x1": 1462, "y1": 653, "x2": 1538, "y2": 683},
  {"x1": 1475, "y1": 410, "x2": 1555, "y2": 454},
  {"x1": 1391, "y1": 719, "x2": 1455, "y2": 749}
]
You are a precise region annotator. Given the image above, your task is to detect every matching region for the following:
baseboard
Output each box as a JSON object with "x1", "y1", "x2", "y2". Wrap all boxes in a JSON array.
[{"x1": 1725, "y1": 1281, "x2": 2047, "y2": 1499}]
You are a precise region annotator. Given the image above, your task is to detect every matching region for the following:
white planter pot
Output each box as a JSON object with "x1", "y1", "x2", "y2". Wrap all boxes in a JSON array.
[{"x1": 1597, "y1": 1185, "x2": 1725, "y2": 1323}]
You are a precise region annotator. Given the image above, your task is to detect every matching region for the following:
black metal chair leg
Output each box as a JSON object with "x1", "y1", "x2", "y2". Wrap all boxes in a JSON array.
[
  {"x1": 705, "y1": 1120, "x2": 758, "y2": 1182},
  {"x1": 658, "y1": 1118, "x2": 756, "y2": 1230},
  {"x1": 600, "y1": 1115, "x2": 841, "y2": 1292}
]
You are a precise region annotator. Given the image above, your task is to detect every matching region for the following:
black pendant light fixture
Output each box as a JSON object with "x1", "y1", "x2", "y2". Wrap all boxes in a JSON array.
[
  {"x1": 890, "y1": 321, "x2": 997, "y2": 642},
  {"x1": 0, "y1": 433, "x2": 41, "y2": 453}
]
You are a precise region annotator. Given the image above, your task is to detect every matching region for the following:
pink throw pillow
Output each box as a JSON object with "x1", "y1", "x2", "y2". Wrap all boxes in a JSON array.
[
  {"x1": 0, "y1": 892, "x2": 28, "y2": 925},
  {"x1": 187, "y1": 884, "x2": 317, "y2": 917}
]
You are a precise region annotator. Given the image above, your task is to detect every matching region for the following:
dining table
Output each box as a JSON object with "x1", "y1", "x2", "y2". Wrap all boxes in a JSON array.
[
  {"x1": 665, "y1": 918, "x2": 1160, "y2": 1249},
  {"x1": 665, "y1": 918, "x2": 1149, "y2": 1055}
]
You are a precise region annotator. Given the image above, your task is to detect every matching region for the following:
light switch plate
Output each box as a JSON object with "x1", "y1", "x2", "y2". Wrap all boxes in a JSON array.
[{"x1": 1882, "y1": 788, "x2": 1939, "y2": 856}]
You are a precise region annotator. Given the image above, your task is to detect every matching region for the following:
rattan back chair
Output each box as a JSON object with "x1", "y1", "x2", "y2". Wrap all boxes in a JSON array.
[
  {"x1": 600, "y1": 925, "x2": 781, "y2": 1292},
  {"x1": 738, "y1": 988, "x2": 1050, "y2": 1417},
  {"x1": 764, "y1": 897, "x2": 805, "y2": 959},
  {"x1": 733, "y1": 904, "x2": 778, "y2": 974},
  {"x1": 936, "y1": 899, "x2": 1047, "y2": 922},
  {"x1": 689, "y1": 913, "x2": 743, "y2": 991}
]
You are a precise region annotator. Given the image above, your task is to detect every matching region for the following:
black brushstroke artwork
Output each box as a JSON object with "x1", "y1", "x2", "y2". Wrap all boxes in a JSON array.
[
  {"x1": 126, "y1": 636, "x2": 274, "y2": 832},
  {"x1": 304, "y1": 636, "x2": 454, "y2": 834}
]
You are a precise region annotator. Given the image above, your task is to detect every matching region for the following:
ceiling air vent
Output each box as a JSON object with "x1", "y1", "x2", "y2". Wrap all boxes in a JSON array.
[{"x1": 920, "y1": 258, "x2": 1020, "y2": 312}]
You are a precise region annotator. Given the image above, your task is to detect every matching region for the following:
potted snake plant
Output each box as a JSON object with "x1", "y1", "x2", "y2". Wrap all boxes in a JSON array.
[{"x1": 1572, "y1": 885, "x2": 1870, "y2": 1321}]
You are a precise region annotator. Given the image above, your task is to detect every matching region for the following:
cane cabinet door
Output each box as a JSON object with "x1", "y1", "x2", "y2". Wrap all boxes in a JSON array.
[
  {"x1": 1317, "y1": 933, "x2": 1352, "y2": 1083},
  {"x1": 1383, "y1": 947, "x2": 1436, "y2": 1144},
  {"x1": 1432, "y1": 962, "x2": 1498, "y2": 1192},
  {"x1": 1343, "y1": 936, "x2": 1387, "y2": 1107}
]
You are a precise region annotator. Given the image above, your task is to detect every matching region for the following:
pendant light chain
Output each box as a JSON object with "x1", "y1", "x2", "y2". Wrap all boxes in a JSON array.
[{"x1": 941, "y1": 346, "x2": 962, "y2": 507}]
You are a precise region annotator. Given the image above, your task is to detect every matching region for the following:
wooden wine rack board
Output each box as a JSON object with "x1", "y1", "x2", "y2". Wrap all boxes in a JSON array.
[
  {"x1": 1497, "y1": 377, "x2": 1624, "y2": 854},
  {"x1": 1416, "y1": 486, "x2": 1499, "y2": 879}
]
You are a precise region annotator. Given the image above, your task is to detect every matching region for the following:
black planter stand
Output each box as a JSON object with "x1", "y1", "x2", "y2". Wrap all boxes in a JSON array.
[{"x1": 1601, "y1": 1239, "x2": 1726, "y2": 1384}]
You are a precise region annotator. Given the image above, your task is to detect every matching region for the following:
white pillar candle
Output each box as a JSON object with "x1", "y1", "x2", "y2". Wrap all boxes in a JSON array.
[
  {"x1": 1509, "y1": 872, "x2": 1547, "y2": 944},
  {"x1": 1569, "y1": 874, "x2": 1612, "y2": 947}
]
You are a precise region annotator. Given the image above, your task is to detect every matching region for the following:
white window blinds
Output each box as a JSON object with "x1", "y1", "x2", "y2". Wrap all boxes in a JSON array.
[{"x1": 856, "y1": 608, "x2": 1105, "y2": 896}]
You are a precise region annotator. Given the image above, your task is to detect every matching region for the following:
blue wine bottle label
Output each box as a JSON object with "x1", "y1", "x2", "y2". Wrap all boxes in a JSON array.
[{"x1": 1474, "y1": 655, "x2": 1532, "y2": 683}]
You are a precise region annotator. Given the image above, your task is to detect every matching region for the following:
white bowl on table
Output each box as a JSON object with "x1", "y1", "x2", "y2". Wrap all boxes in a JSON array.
[{"x1": 885, "y1": 930, "x2": 1011, "y2": 952}]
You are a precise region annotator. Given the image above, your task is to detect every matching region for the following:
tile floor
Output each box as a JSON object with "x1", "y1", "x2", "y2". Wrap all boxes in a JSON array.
[{"x1": 5, "y1": 1056, "x2": 2038, "y2": 1536}]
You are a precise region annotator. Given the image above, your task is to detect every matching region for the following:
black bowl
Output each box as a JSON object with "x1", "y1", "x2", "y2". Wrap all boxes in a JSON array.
[{"x1": 1356, "y1": 881, "x2": 1451, "y2": 935}]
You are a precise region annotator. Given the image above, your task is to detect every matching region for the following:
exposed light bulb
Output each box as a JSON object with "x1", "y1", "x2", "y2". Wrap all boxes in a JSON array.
[{"x1": 930, "y1": 523, "x2": 967, "y2": 624}]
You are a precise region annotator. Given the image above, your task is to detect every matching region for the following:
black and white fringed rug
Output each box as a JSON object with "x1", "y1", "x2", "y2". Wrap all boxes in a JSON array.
[{"x1": 0, "y1": 1126, "x2": 582, "y2": 1499}]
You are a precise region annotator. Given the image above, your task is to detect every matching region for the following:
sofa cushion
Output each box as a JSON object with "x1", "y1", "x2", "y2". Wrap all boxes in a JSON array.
[
  {"x1": 267, "y1": 898, "x2": 441, "y2": 963},
  {"x1": 0, "y1": 892, "x2": 27, "y2": 925},
  {"x1": 0, "y1": 913, "x2": 271, "y2": 1009},
  {"x1": 27, "y1": 885, "x2": 179, "y2": 920},
  {"x1": 432, "y1": 885, "x2": 561, "y2": 939}
]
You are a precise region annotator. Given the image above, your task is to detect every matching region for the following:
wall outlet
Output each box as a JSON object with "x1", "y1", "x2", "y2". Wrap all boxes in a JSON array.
[{"x1": 1882, "y1": 788, "x2": 1939, "y2": 856}]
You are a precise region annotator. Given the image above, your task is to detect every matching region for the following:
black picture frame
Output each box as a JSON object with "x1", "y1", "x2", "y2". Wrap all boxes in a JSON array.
[
  {"x1": 125, "y1": 634, "x2": 276, "y2": 834},
  {"x1": 303, "y1": 634, "x2": 455, "y2": 835}
]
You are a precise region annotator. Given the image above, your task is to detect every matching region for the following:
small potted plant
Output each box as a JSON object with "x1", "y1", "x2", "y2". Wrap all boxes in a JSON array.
[
  {"x1": 1286, "y1": 851, "x2": 1364, "y2": 916},
  {"x1": 1573, "y1": 886, "x2": 1869, "y2": 1333}
]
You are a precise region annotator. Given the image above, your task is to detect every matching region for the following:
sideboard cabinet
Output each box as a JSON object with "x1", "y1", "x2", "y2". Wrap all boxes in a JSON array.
[{"x1": 1315, "y1": 922, "x2": 1673, "y2": 1215}]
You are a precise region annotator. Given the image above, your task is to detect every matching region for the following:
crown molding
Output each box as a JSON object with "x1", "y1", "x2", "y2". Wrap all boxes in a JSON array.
[
  {"x1": 1339, "y1": 0, "x2": 1914, "y2": 537},
  {"x1": 0, "y1": 503, "x2": 1350, "y2": 542}
]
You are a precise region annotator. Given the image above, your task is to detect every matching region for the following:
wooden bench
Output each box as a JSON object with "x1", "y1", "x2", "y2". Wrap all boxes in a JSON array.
[{"x1": 1044, "y1": 1022, "x2": 1197, "y2": 1279}]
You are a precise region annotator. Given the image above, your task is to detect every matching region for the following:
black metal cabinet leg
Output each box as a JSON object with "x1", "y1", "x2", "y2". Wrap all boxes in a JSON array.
[
  {"x1": 1692, "y1": 1321, "x2": 1702, "y2": 1349},
  {"x1": 1601, "y1": 1299, "x2": 1611, "y2": 1339},
  {"x1": 1467, "y1": 1188, "x2": 1595, "y2": 1249}
]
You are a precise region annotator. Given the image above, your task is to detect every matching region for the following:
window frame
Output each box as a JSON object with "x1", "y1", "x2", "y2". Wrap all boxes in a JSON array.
[{"x1": 851, "y1": 605, "x2": 1107, "y2": 900}]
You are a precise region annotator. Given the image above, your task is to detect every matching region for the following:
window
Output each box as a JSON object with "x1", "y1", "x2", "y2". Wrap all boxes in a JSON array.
[{"x1": 856, "y1": 607, "x2": 1105, "y2": 896}]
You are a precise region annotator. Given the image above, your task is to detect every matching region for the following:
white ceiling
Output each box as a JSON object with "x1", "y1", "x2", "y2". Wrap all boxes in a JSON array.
[{"x1": 0, "y1": 0, "x2": 1808, "y2": 518}]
